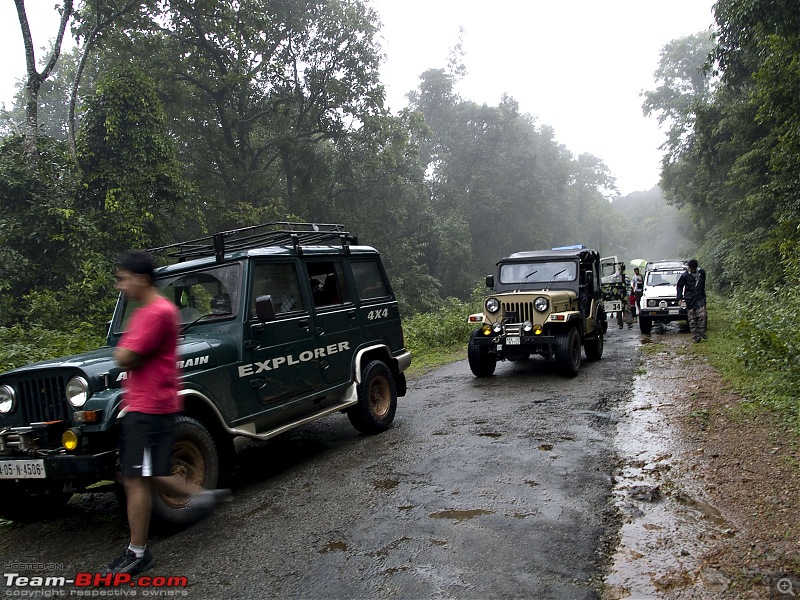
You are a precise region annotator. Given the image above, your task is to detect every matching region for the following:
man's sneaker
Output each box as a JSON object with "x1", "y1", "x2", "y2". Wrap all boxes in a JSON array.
[
  {"x1": 106, "y1": 548, "x2": 154, "y2": 575},
  {"x1": 186, "y1": 488, "x2": 233, "y2": 521}
]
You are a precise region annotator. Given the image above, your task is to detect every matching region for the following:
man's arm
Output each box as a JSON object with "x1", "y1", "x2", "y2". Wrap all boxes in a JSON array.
[
  {"x1": 676, "y1": 273, "x2": 685, "y2": 300},
  {"x1": 114, "y1": 346, "x2": 144, "y2": 370}
]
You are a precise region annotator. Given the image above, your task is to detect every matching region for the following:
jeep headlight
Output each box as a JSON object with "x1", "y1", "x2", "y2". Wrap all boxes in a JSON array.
[
  {"x1": 485, "y1": 298, "x2": 500, "y2": 314},
  {"x1": 491, "y1": 322, "x2": 503, "y2": 333},
  {"x1": 0, "y1": 384, "x2": 16, "y2": 414},
  {"x1": 66, "y1": 376, "x2": 90, "y2": 408},
  {"x1": 534, "y1": 296, "x2": 549, "y2": 313},
  {"x1": 522, "y1": 321, "x2": 533, "y2": 332}
]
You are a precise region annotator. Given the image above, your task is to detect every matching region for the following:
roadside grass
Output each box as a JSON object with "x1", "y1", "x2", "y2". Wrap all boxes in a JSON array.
[
  {"x1": 690, "y1": 293, "x2": 800, "y2": 432},
  {"x1": 404, "y1": 297, "x2": 476, "y2": 378}
]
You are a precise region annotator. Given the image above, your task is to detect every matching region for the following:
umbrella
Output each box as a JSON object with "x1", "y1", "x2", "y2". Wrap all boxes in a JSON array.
[{"x1": 630, "y1": 258, "x2": 647, "y2": 270}]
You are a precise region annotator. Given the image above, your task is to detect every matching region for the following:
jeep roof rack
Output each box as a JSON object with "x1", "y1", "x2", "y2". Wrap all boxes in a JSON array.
[{"x1": 149, "y1": 222, "x2": 358, "y2": 263}]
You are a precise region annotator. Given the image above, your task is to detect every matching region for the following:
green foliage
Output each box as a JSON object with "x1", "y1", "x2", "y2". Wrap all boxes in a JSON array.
[
  {"x1": 693, "y1": 294, "x2": 800, "y2": 429},
  {"x1": 76, "y1": 65, "x2": 193, "y2": 250},
  {"x1": 0, "y1": 325, "x2": 106, "y2": 373},
  {"x1": 404, "y1": 297, "x2": 478, "y2": 358}
]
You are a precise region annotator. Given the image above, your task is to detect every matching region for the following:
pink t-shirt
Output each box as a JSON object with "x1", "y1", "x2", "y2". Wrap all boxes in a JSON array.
[{"x1": 118, "y1": 295, "x2": 182, "y2": 414}]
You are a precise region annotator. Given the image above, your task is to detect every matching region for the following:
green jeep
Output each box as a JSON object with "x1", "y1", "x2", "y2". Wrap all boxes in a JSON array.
[
  {"x1": 467, "y1": 246, "x2": 606, "y2": 378},
  {"x1": 0, "y1": 223, "x2": 410, "y2": 522}
]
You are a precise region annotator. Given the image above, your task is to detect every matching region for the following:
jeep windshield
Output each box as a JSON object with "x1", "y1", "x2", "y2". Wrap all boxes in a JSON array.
[
  {"x1": 112, "y1": 263, "x2": 242, "y2": 334},
  {"x1": 499, "y1": 261, "x2": 578, "y2": 286},
  {"x1": 646, "y1": 270, "x2": 683, "y2": 286}
]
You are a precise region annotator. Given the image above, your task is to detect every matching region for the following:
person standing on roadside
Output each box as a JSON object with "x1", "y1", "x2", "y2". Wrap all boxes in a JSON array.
[
  {"x1": 108, "y1": 250, "x2": 231, "y2": 575},
  {"x1": 631, "y1": 267, "x2": 644, "y2": 322},
  {"x1": 676, "y1": 259, "x2": 707, "y2": 343}
]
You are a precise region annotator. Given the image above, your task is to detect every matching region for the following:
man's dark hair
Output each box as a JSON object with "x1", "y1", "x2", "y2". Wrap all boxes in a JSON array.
[
  {"x1": 117, "y1": 250, "x2": 156, "y2": 282},
  {"x1": 687, "y1": 259, "x2": 698, "y2": 269}
]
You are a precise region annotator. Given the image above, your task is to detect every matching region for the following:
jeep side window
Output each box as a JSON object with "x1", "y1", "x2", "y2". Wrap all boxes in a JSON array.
[
  {"x1": 250, "y1": 262, "x2": 305, "y2": 317},
  {"x1": 308, "y1": 261, "x2": 349, "y2": 307},
  {"x1": 352, "y1": 260, "x2": 389, "y2": 300}
]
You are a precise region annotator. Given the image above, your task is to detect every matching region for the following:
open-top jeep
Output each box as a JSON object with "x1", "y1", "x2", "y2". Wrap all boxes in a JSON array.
[
  {"x1": 467, "y1": 245, "x2": 606, "y2": 378},
  {"x1": 0, "y1": 223, "x2": 410, "y2": 522}
]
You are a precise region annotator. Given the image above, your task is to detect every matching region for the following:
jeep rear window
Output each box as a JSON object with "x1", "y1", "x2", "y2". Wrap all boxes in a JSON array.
[
  {"x1": 352, "y1": 260, "x2": 389, "y2": 300},
  {"x1": 114, "y1": 263, "x2": 242, "y2": 332},
  {"x1": 499, "y1": 262, "x2": 577, "y2": 285}
]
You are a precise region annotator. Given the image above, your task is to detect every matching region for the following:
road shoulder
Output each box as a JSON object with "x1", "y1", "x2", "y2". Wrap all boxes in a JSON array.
[{"x1": 605, "y1": 329, "x2": 800, "y2": 598}]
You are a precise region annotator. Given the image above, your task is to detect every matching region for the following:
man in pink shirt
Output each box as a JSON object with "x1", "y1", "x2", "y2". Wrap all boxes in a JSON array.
[{"x1": 108, "y1": 251, "x2": 231, "y2": 575}]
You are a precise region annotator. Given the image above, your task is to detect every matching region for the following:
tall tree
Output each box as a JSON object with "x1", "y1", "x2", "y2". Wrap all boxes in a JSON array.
[
  {"x1": 13, "y1": 0, "x2": 74, "y2": 166},
  {"x1": 76, "y1": 66, "x2": 192, "y2": 251}
]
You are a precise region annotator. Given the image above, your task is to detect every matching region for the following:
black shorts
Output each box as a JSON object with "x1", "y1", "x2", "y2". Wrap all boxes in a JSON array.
[{"x1": 119, "y1": 412, "x2": 176, "y2": 478}]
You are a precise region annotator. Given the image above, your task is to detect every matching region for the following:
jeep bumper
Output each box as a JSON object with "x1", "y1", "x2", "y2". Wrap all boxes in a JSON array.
[
  {"x1": 472, "y1": 333, "x2": 557, "y2": 352},
  {"x1": 640, "y1": 308, "x2": 687, "y2": 321}
]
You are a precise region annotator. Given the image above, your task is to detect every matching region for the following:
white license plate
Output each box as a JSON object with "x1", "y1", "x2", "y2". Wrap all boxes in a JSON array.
[
  {"x1": 506, "y1": 336, "x2": 521, "y2": 345},
  {"x1": 605, "y1": 301, "x2": 622, "y2": 312},
  {"x1": 668, "y1": 309, "x2": 680, "y2": 315},
  {"x1": 0, "y1": 459, "x2": 46, "y2": 479}
]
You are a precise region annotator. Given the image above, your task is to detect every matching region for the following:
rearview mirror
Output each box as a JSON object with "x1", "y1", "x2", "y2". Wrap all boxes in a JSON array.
[{"x1": 485, "y1": 275, "x2": 494, "y2": 289}]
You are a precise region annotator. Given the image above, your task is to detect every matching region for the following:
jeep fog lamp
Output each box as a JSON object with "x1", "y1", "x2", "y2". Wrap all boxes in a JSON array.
[
  {"x1": 481, "y1": 325, "x2": 492, "y2": 335},
  {"x1": 522, "y1": 321, "x2": 533, "y2": 333},
  {"x1": 534, "y1": 297, "x2": 549, "y2": 313},
  {"x1": 0, "y1": 384, "x2": 16, "y2": 414},
  {"x1": 62, "y1": 427, "x2": 81, "y2": 451},
  {"x1": 491, "y1": 322, "x2": 503, "y2": 333},
  {"x1": 66, "y1": 376, "x2": 90, "y2": 408},
  {"x1": 533, "y1": 324, "x2": 544, "y2": 335},
  {"x1": 485, "y1": 298, "x2": 500, "y2": 314}
]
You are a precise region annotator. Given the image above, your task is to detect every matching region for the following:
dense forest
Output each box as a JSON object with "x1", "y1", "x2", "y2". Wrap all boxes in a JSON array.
[{"x1": 1, "y1": 0, "x2": 799, "y2": 421}]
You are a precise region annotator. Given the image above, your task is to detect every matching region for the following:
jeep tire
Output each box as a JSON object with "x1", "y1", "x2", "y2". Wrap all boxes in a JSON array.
[
  {"x1": 639, "y1": 315, "x2": 652, "y2": 335},
  {"x1": 555, "y1": 327, "x2": 581, "y2": 377},
  {"x1": 151, "y1": 415, "x2": 220, "y2": 526},
  {"x1": 468, "y1": 330, "x2": 497, "y2": 377},
  {"x1": 584, "y1": 325, "x2": 604, "y2": 362},
  {"x1": 348, "y1": 360, "x2": 397, "y2": 434},
  {"x1": 0, "y1": 482, "x2": 72, "y2": 521}
]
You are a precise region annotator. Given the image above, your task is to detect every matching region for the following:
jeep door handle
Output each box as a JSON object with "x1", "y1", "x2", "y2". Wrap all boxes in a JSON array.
[
  {"x1": 315, "y1": 326, "x2": 324, "y2": 335},
  {"x1": 347, "y1": 310, "x2": 356, "y2": 319}
]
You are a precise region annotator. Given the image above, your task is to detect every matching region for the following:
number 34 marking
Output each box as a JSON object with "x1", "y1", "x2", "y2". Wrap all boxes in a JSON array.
[{"x1": 367, "y1": 308, "x2": 389, "y2": 320}]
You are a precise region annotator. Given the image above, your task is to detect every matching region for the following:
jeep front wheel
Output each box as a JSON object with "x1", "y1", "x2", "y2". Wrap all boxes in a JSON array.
[
  {"x1": 468, "y1": 330, "x2": 497, "y2": 377},
  {"x1": 348, "y1": 360, "x2": 398, "y2": 434},
  {"x1": 151, "y1": 415, "x2": 220, "y2": 525},
  {"x1": 639, "y1": 315, "x2": 652, "y2": 334},
  {"x1": 0, "y1": 483, "x2": 72, "y2": 521},
  {"x1": 555, "y1": 327, "x2": 581, "y2": 377}
]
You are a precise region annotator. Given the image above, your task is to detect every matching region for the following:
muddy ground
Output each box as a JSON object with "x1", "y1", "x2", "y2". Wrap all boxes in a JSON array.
[{"x1": 604, "y1": 323, "x2": 800, "y2": 599}]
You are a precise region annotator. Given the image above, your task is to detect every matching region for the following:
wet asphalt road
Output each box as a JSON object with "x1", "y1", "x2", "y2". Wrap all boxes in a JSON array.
[{"x1": 0, "y1": 328, "x2": 640, "y2": 599}]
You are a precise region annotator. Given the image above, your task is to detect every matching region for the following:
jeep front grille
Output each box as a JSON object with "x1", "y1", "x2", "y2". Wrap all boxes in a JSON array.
[
  {"x1": 17, "y1": 376, "x2": 69, "y2": 423},
  {"x1": 501, "y1": 301, "x2": 535, "y2": 324}
]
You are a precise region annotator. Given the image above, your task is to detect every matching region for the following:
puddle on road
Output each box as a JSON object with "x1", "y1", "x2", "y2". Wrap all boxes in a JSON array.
[
  {"x1": 605, "y1": 358, "x2": 732, "y2": 599},
  {"x1": 429, "y1": 508, "x2": 493, "y2": 522}
]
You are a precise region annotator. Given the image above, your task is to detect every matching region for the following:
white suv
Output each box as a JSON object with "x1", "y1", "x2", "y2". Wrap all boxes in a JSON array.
[{"x1": 638, "y1": 260, "x2": 688, "y2": 334}]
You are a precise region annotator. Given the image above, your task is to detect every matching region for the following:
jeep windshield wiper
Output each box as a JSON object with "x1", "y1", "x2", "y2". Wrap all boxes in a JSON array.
[
  {"x1": 180, "y1": 311, "x2": 229, "y2": 334},
  {"x1": 545, "y1": 268, "x2": 567, "y2": 290},
  {"x1": 515, "y1": 271, "x2": 538, "y2": 291}
]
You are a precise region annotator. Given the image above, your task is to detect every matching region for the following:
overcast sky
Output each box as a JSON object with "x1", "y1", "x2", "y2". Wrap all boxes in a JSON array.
[{"x1": 1, "y1": 1, "x2": 716, "y2": 195}]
